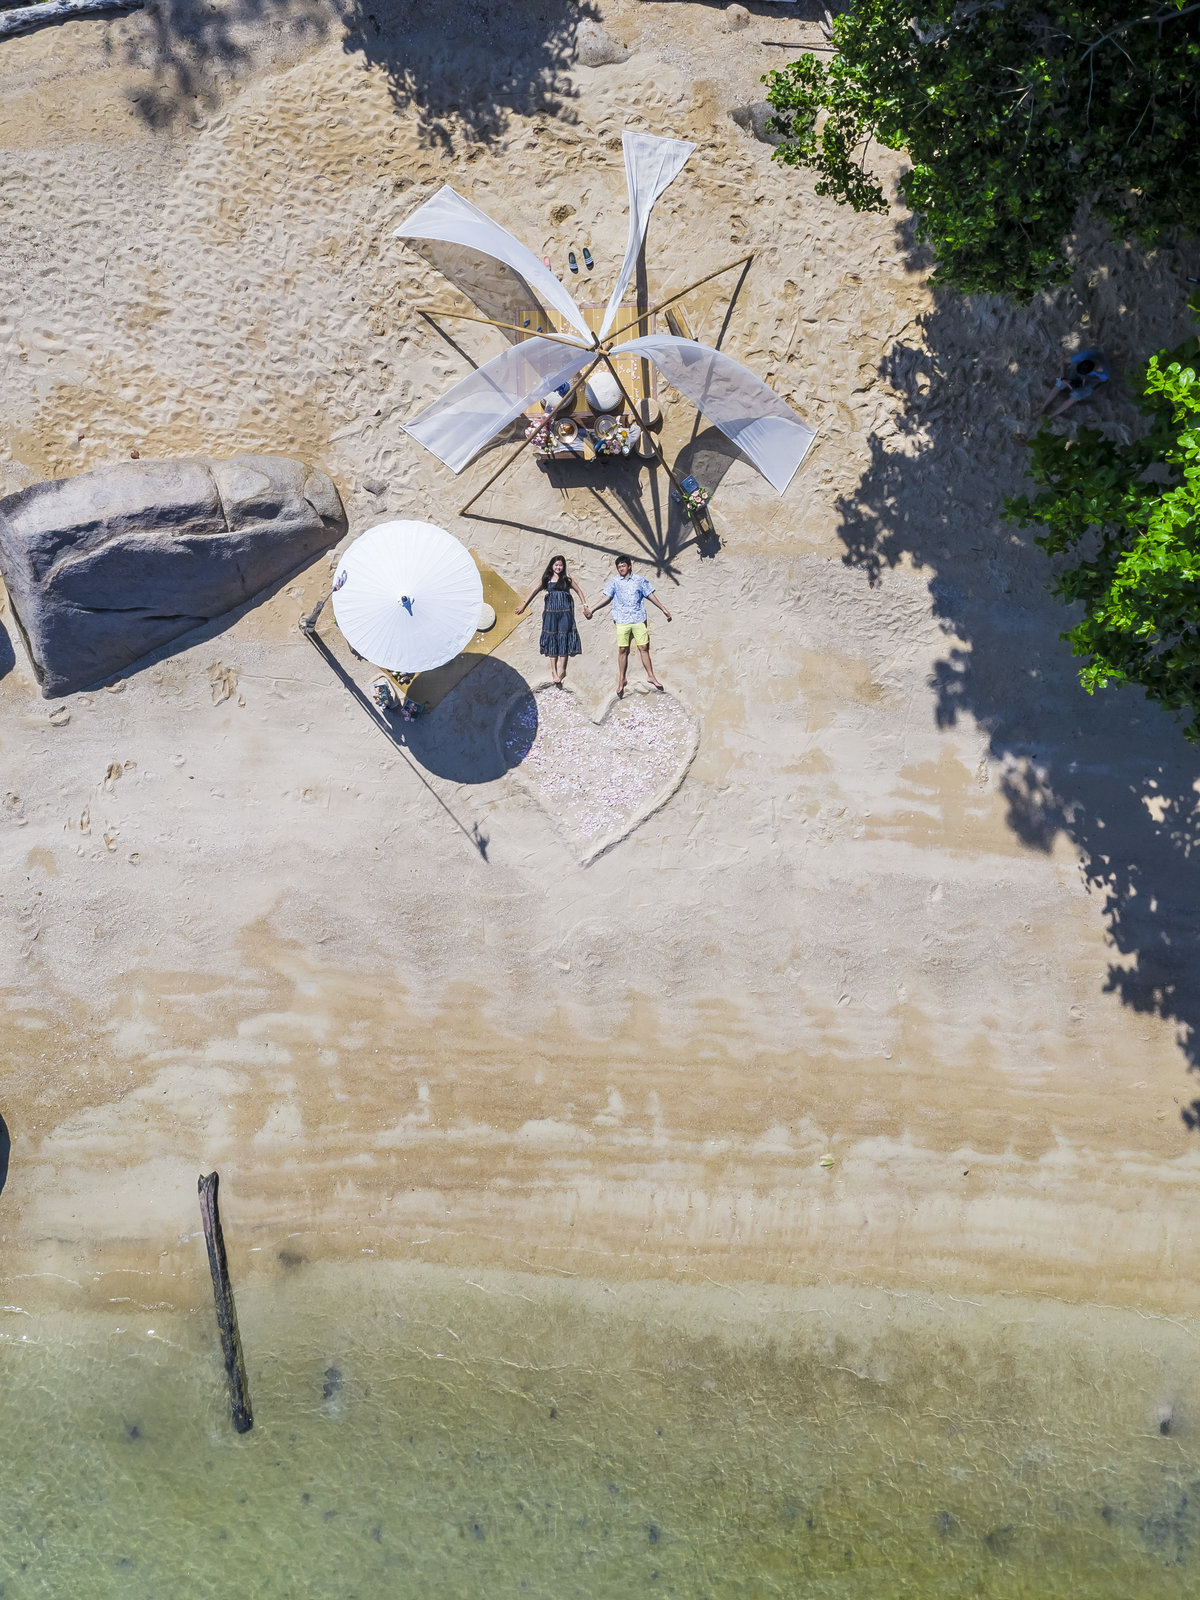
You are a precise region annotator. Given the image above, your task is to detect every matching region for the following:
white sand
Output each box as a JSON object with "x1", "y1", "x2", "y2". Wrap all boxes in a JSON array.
[{"x1": 3, "y1": 0, "x2": 1200, "y2": 1316}]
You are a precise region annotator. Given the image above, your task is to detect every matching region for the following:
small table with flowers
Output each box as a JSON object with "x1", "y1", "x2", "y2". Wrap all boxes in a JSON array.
[{"x1": 509, "y1": 300, "x2": 659, "y2": 465}]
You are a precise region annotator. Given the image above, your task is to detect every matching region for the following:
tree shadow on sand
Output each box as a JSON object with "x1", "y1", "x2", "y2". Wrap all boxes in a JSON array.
[
  {"x1": 840, "y1": 217, "x2": 1200, "y2": 1124},
  {"x1": 112, "y1": 0, "x2": 593, "y2": 141}
]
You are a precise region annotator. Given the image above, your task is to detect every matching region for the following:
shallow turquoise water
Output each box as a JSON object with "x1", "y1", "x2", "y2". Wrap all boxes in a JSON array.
[{"x1": 1, "y1": 1266, "x2": 1197, "y2": 1597}]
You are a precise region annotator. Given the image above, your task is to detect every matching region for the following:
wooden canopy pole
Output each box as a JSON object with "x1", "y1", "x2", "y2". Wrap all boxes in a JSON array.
[
  {"x1": 421, "y1": 307, "x2": 591, "y2": 350},
  {"x1": 597, "y1": 351, "x2": 691, "y2": 505},
  {"x1": 604, "y1": 255, "x2": 755, "y2": 346},
  {"x1": 459, "y1": 434, "x2": 538, "y2": 517},
  {"x1": 458, "y1": 350, "x2": 608, "y2": 516}
]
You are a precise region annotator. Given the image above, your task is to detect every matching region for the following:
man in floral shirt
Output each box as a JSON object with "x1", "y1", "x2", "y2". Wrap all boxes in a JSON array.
[{"x1": 589, "y1": 555, "x2": 673, "y2": 697}]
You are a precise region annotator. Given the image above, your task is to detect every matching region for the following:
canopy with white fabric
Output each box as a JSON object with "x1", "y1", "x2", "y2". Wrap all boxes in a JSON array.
[{"x1": 393, "y1": 131, "x2": 817, "y2": 507}]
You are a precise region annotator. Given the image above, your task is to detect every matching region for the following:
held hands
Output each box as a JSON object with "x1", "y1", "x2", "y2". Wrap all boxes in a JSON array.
[{"x1": 583, "y1": 607, "x2": 593, "y2": 620}]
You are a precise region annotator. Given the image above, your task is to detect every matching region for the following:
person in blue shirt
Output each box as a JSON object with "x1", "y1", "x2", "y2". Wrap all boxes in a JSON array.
[
  {"x1": 1041, "y1": 348, "x2": 1110, "y2": 418},
  {"x1": 588, "y1": 555, "x2": 673, "y2": 698}
]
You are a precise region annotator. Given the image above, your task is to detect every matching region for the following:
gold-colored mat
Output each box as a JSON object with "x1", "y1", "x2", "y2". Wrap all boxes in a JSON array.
[
  {"x1": 403, "y1": 550, "x2": 527, "y2": 712},
  {"x1": 511, "y1": 301, "x2": 657, "y2": 409}
]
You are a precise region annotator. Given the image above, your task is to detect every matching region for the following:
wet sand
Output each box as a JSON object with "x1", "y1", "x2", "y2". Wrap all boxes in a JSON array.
[{"x1": 3, "y1": 0, "x2": 1200, "y2": 1335}]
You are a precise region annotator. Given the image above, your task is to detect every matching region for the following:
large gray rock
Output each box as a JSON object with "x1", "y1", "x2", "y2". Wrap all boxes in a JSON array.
[
  {"x1": 731, "y1": 102, "x2": 786, "y2": 147},
  {"x1": 575, "y1": 20, "x2": 630, "y2": 67},
  {"x1": 0, "y1": 452, "x2": 346, "y2": 697}
]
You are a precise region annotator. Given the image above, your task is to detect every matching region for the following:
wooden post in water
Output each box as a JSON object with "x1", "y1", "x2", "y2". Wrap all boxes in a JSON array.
[{"x1": 198, "y1": 1172, "x2": 253, "y2": 1433}]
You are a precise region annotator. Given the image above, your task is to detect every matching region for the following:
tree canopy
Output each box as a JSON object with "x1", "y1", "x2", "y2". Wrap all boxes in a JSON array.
[
  {"x1": 763, "y1": 2, "x2": 1200, "y2": 299},
  {"x1": 1005, "y1": 312, "x2": 1200, "y2": 738}
]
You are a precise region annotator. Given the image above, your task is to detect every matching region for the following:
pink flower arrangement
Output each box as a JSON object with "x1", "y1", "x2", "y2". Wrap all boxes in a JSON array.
[{"x1": 525, "y1": 416, "x2": 553, "y2": 450}]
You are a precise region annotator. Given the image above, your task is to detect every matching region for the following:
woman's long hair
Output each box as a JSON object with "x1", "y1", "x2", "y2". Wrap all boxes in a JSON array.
[{"x1": 540, "y1": 555, "x2": 569, "y2": 590}]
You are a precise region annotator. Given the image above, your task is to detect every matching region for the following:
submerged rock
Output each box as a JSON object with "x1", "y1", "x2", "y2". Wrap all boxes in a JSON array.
[{"x1": 0, "y1": 452, "x2": 346, "y2": 697}]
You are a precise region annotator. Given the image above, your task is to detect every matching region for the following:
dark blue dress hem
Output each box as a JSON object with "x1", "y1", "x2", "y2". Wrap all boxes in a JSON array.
[{"x1": 539, "y1": 586, "x2": 582, "y2": 657}]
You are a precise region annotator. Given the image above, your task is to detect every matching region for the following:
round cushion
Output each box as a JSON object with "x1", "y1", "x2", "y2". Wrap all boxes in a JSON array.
[
  {"x1": 635, "y1": 397, "x2": 663, "y2": 431},
  {"x1": 584, "y1": 369, "x2": 623, "y2": 413},
  {"x1": 478, "y1": 602, "x2": 497, "y2": 633}
]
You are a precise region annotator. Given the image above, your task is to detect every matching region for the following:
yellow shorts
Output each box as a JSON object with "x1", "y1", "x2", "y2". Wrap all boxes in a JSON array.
[{"x1": 615, "y1": 621, "x2": 650, "y2": 648}]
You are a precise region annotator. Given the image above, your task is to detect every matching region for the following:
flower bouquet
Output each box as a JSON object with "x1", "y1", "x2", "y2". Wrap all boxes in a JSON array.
[
  {"x1": 672, "y1": 474, "x2": 711, "y2": 518},
  {"x1": 525, "y1": 415, "x2": 553, "y2": 453}
]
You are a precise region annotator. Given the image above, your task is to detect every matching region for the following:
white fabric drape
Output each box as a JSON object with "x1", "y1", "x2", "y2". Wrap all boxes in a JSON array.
[
  {"x1": 598, "y1": 132, "x2": 696, "y2": 340},
  {"x1": 394, "y1": 185, "x2": 592, "y2": 346},
  {"x1": 618, "y1": 334, "x2": 817, "y2": 493},
  {"x1": 402, "y1": 336, "x2": 594, "y2": 474}
]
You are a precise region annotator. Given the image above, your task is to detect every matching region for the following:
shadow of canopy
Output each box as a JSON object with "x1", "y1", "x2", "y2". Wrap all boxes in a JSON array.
[
  {"x1": 112, "y1": 0, "x2": 595, "y2": 139},
  {"x1": 835, "y1": 218, "x2": 1200, "y2": 1121}
]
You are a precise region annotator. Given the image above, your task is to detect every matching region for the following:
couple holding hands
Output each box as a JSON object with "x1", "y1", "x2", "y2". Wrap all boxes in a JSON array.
[{"x1": 516, "y1": 553, "x2": 673, "y2": 698}]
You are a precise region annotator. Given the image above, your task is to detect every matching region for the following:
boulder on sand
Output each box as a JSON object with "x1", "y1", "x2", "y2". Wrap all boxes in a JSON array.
[
  {"x1": 574, "y1": 20, "x2": 630, "y2": 67},
  {"x1": 731, "y1": 101, "x2": 785, "y2": 147},
  {"x1": 0, "y1": 452, "x2": 347, "y2": 697}
]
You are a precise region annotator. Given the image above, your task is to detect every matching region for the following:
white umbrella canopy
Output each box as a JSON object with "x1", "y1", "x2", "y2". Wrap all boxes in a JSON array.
[{"x1": 331, "y1": 520, "x2": 483, "y2": 674}]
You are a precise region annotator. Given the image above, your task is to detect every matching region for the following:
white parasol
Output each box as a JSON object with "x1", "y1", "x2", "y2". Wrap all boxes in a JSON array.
[{"x1": 330, "y1": 520, "x2": 483, "y2": 674}]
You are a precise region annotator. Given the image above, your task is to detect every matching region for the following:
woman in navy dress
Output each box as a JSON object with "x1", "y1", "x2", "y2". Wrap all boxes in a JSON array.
[{"x1": 516, "y1": 555, "x2": 590, "y2": 686}]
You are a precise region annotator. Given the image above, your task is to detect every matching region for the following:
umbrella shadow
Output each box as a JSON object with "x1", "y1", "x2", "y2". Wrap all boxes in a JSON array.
[
  {"x1": 302, "y1": 625, "x2": 499, "y2": 857},
  {"x1": 0, "y1": 1113, "x2": 9, "y2": 1198},
  {"x1": 303, "y1": 626, "x2": 540, "y2": 857},
  {"x1": 402, "y1": 656, "x2": 538, "y2": 783}
]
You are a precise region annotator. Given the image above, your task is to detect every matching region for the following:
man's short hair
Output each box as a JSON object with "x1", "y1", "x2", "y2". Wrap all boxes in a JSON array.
[{"x1": 615, "y1": 555, "x2": 631, "y2": 568}]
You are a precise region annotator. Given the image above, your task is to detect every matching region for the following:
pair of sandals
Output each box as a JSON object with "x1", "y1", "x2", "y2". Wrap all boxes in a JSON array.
[{"x1": 568, "y1": 248, "x2": 594, "y2": 275}]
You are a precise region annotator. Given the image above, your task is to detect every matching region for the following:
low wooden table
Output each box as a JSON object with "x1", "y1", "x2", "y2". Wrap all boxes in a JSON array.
[{"x1": 510, "y1": 300, "x2": 658, "y2": 461}]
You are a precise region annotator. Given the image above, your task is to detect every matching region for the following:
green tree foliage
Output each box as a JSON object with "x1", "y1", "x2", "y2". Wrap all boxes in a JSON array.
[
  {"x1": 763, "y1": 2, "x2": 1200, "y2": 299},
  {"x1": 1005, "y1": 316, "x2": 1200, "y2": 737}
]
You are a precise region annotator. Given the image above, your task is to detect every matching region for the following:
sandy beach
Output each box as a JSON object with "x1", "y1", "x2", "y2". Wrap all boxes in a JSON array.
[
  {"x1": 3, "y1": 0, "x2": 1200, "y2": 1369},
  {"x1": 6, "y1": 5, "x2": 1200, "y2": 1593}
]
